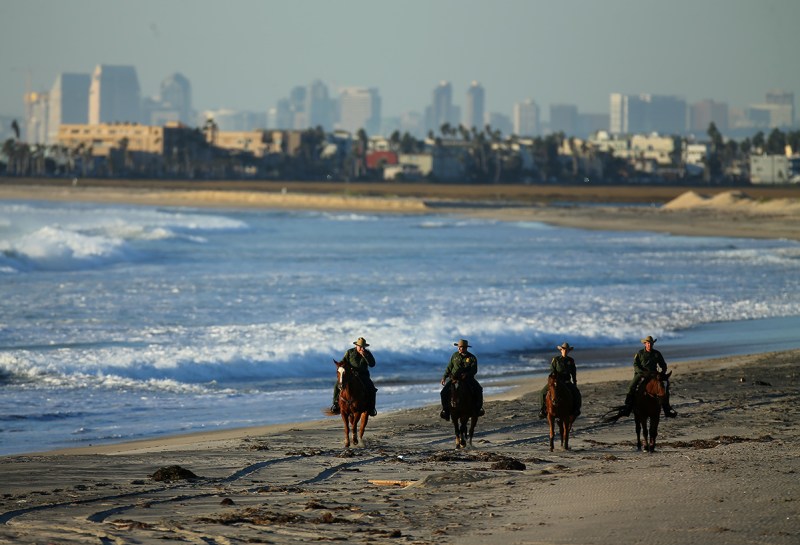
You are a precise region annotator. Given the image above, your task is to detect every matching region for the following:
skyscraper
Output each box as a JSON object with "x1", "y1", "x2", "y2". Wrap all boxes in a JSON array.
[
  {"x1": 513, "y1": 99, "x2": 540, "y2": 137},
  {"x1": 765, "y1": 89, "x2": 795, "y2": 127},
  {"x1": 427, "y1": 81, "x2": 455, "y2": 134},
  {"x1": 549, "y1": 104, "x2": 578, "y2": 135},
  {"x1": 47, "y1": 73, "x2": 90, "y2": 144},
  {"x1": 464, "y1": 81, "x2": 485, "y2": 131},
  {"x1": 88, "y1": 65, "x2": 141, "y2": 124},
  {"x1": 338, "y1": 87, "x2": 381, "y2": 135},
  {"x1": 305, "y1": 80, "x2": 334, "y2": 131},
  {"x1": 610, "y1": 93, "x2": 687, "y2": 135},
  {"x1": 159, "y1": 73, "x2": 192, "y2": 125}
]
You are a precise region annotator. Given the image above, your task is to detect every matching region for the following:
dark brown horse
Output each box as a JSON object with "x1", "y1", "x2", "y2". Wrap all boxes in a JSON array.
[
  {"x1": 545, "y1": 372, "x2": 575, "y2": 451},
  {"x1": 333, "y1": 359, "x2": 370, "y2": 448},
  {"x1": 449, "y1": 377, "x2": 479, "y2": 449},
  {"x1": 634, "y1": 370, "x2": 671, "y2": 452}
]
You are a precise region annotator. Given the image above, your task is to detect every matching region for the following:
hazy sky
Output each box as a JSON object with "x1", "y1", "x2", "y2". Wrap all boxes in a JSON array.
[{"x1": 1, "y1": 0, "x2": 798, "y2": 121}]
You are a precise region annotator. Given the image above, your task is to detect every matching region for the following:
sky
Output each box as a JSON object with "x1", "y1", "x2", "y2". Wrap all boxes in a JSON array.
[{"x1": 1, "y1": 0, "x2": 798, "y2": 122}]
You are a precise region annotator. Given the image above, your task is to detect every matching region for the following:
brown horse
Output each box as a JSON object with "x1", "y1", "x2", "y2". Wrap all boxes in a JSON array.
[
  {"x1": 449, "y1": 377, "x2": 479, "y2": 449},
  {"x1": 634, "y1": 370, "x2": 671, "y2": 452},
  {"x1": 333, "y1": 359, "x2": 370, "y2": 448},
  {"x1": 545, "y1": 372, "x2": 575, "y2": 452}
]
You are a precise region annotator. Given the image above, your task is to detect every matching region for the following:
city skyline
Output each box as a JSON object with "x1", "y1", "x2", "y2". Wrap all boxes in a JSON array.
[{"x1": 1, "y1": 0, "x2": 798, "y2": 124}]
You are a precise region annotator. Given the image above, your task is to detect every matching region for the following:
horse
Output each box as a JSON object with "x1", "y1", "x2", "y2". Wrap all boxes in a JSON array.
[
  {"x1": 449, "y1": 376, "x2": 480, "y2": 449},
  {"x1": 634, "y1": 370, "x2": 671, "y2": 452},
  {"x1": 333, "y1": 359, "x2": 370, "y2": 448},
  {"x1": 545, "y1": 372, "x2": 575, "y2": 452}
]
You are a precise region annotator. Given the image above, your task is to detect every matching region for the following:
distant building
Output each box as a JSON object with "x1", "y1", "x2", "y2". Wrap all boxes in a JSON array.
[
  {"x1": 750, "y1": 154, "x2": 800, "y2": 184},
  {"x1": 550, "y1": 104, "x2": 578, "y2": 135},
  {"x1": 24, "y1": 91, "x2": 49, "y2": 144},
  {"x1": 426, "y1": 81, "x2": 457, "y2": 134},
  {"x1": 464, "y1": 81, "x2": 485, "y2": 131},
  {"x1": 47, "y1": 73, "x2": 90, "y2": 144},
  {"x1": 57, "y1": 122, "x2": 193, "y2": 156},
  {"x1": 204, "y1": 109, "x2": 266, "y2": 131},
  {"x1": 305, "y1": 80, "x2": 334, "y2": 131},
  {"x1": 610, "y1": 93, "x2": 687, "y2": 135},
  {"x1": 576, "y1": 113, "x2": 609, "y2": 138},
  {"x1": 766, "y1": 89, "x2": 795, "y2": 126},
  {"x1": 151, "y1": 73, "x2": 193, "y2": 125},
  {"x1": 486, "y1": 112, "x2": 512, "y2": 137},
  {"x1": 88, "y1": 65, "x2": 141, "y2": 124},
  {"x1": 338, "y1": 87, "x2": 381, "y2": 135},
  {"x1": 513, "y1": 99, "x2": 540, "y2": 137},
  {"x1": 691, "y1": 99, "x2": 728, "y2": 134}
]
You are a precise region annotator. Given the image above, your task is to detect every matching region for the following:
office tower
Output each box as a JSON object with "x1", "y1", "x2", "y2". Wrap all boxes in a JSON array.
[
  {"x1": 159, "y1": 73, "x2": 192, "y2": 125},
  {"x1": 305, "y1": 80, "x2": 334, "y2": 131},
  {"x1": 610, "y1": 93, "x2": 687, "y2": 135},
  {"x1": 47, "y1": 73, "x2": 90, "y2": 144},
  {"x1": 486, "y1": 112, "x2": 512, "y2": 137},
  {"x1": 464, "y1": 81, "x2": 485, "y2": 131},
  {"x1": 550, "y1": 104, "x2": 578, "y2": 135},
  {"x1": 691, "y1": 99, "x2": 729, "y2": 133},
  {"x1": 765, "y1": 89, "x2": 795, "y2": 127},
  {"x1": 428, "y1": 81, "x2": 455, "y2": 133},
  {"x1": 338, "y1": 87, "x2": 381, "y2": 135},
  {"x1": 24, "y1": 91, "x2": 49, "y2": 144},
  {"x1": 513, "y1": 99, "x2": 540, "y2": 136},
  {"x1": 88, "y1": 65, "x2": 141, "y2": 124}
]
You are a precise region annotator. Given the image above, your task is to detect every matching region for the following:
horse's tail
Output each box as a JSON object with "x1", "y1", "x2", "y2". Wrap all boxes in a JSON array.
[{"x1": 600, "y1": 405, "x2": 627, "y2": 423}]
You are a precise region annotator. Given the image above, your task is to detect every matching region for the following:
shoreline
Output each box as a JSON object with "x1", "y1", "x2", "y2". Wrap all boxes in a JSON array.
[
  {"x1": 2, "y1": 348, "x2": 798, "y2": 544},
  {"x1": 2, "y1": 180, "x2": 800, "y2": 241},
  {"x1": 2, "y1": 182, "x2": 799, "y2": 543}
]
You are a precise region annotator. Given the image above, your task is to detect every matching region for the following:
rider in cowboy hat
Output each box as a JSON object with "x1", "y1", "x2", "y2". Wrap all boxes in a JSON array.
[
  {"x1": 439, "y1": 339, "x2": 484, "y2": 421},
  {"x1": 330, "y1": 337, "x2": 378, "y2": 416},
  {"x1": 538, "y1": 342, "x2": 582, "y2": 419},
  {"x1": 620, "y1": 335, "x2": 677, "y2": 418}
]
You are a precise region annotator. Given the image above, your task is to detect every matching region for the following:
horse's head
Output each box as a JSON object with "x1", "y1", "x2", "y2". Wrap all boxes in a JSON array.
[
  {"x1": 334, "y1": 359, "x2": 346, "y2": 385},
  {"x1": 644, "y1": 372, "x2": 669, "y2": 398}
]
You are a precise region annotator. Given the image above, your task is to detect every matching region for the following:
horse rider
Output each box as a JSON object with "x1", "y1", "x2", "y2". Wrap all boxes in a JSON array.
[
  {"x1": 620, "y1": 335, "x2": 678, "y2": 418},
  {"x1": 330, "y1": 337, "x2": 378, "y2": 416},
  {"x1": 538, "y1": 342, "x2": 582, "y2": 419},
  {"x1": 440, "y1": 339, "x2": 485, "y2": 421}
]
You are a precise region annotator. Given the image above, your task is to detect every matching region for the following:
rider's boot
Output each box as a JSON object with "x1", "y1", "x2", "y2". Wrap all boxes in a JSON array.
[
  {"x1": 662, "y1": 400, "x2": 677, "y2": 418},
  {"x1": 538, "y1": 405, "x2": 546, "y2": 419},
  {"x1": 440, "y1": 406, "x2": 450, "y2": 421},
  {"x1": 330, "y1": 402, "x2": 340, "y2": 415}
]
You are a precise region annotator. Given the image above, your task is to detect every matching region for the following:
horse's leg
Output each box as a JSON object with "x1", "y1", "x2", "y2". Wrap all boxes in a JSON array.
[
  {"x1": 650, "y1": 415, "x2": 659, "y2": 452},
  {"x1": 358, "y1": 413, "x2": 368, "y2": 446},
  {"x1": 634, "y1": 414, "x2": 642, "y2": 451},
  {"x1": 459, "y1": 418, "x2": 467, "y2": 448},
  {"x1": 641, "y1": 415, "x2": 650, "y2": 452},
  {"x1": 467, "y1": 416, "x2": 477, "y2": 447},
  {"x1": 341, "y1": 413, "x2": 351, "y2": 448},
  {"x1": 548, "y1": 415, "x2": 555, "y2": 452},
  {"x1": 453, "y1": 418, "x2": 462, "y2": 449},
  {"x1": 563, "y1": 416, "x2": 571, "y2": 450}
]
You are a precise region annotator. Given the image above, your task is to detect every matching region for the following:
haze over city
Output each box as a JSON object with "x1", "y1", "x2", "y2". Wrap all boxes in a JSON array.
[{"x1": 1, "y1": 0, "x2": 798, "y2": 124}]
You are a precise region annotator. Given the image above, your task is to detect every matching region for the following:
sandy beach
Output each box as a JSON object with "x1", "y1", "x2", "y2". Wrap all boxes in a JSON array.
[{"x1": 1, "y1": 180, "x2": 799, "y2": 544}]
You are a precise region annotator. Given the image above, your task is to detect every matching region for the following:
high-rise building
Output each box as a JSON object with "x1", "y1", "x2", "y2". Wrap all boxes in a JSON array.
[
  {"x1": 610, "y1": 93, "x2": 687, "y2": 135},
  {"x1": 691, "y1": 99, "x2": 729, "y2": 134},
  {"x1": 765, "y1": 89, "x2": 795, "y2": 127},
  {"x1": 47, "y1": 73, "x2": 90, "y2": 144},
  {"x1": 550, "y1": 104, "x2": 578, "y2": 135},
  {"x1": 159, "y1": 73, "x2": 192, "y2": 125},
  {"x1": 513, "y1": 99, "x2": 540, "y2": 136},
  {"x1": 24, "y1": 91, "x2": 49, "y2": 144},
  {"x1": 88, "y1": 65, "x2": 141, "y2": 124},
  {"x1": 486, "y1": 112, "x2": 512, "y2": 137},
  {"x1": 305, "y1": 80, "x2": 334, "y2": 131},
  {"x1": 464, "y1": 81, "x2": 485, "y2": 131},
  {"x1": 338, "y1": 87, "x2": 381, "y2": 135},
  {"x1": 427, "y1": 81, "x2": 456, "y2": 133}
]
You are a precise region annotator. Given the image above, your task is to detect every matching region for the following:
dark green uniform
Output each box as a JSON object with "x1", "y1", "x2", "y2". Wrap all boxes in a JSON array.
[
  {"x1": 621, "y1": 346, "x2": 677, "y2": 417},
  {"x1": 627, "y1": 347, "x2": 667, "y2": 396},
  {"x1": 440, "y1": 350, "x2": 483, "y2": 416},
  {"x1": 332, "y1": 347, "x2": 377, "y2": 414},
  {"x1": 539, "y1": 355, "x2": 581, "y2": 415}
]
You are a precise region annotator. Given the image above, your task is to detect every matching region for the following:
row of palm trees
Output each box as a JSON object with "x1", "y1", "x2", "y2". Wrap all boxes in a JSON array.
[{"x1": 3, "y1": 122, "x2": 799, "y2": 183}]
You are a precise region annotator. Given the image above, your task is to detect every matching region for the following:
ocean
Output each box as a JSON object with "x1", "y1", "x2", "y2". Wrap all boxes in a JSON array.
[{"x1": 1, "y1": 199, "x2": 799, "y2": 455}]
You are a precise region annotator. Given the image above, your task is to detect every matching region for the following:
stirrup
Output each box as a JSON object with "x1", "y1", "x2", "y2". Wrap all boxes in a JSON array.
[
  {"x1": 369, "y1": 409, "x2": 377, "y2": 416},
  {"x1": 665, "y1": 408, "x2": 677, "y2": 418},
  {"x1": 538, "y1": 409, "x2": 546, "y2": 419}
]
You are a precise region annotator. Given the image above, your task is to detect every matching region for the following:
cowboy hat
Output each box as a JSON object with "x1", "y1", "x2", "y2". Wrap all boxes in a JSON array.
[
  {"x1": 353, "y1": 337, "x2": 369, "y2": 347},
  {"x1": 454, "y1": 339, "x2": 471, "y2": 348},
  {"x1": 556, "y1": 342, "x2": 574, "y2": 352},
  {"x1": 641, "y1": 335, "x2": 657, "y2": 344}
]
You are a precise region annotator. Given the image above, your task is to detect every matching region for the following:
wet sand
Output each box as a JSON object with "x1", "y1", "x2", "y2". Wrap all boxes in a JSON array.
[
  {"x1": 1, "y1": 350, "x2": 798, "y2": 544},
  {"x1": 1, "y1": 180, "x2": 799, "y2": 544}
]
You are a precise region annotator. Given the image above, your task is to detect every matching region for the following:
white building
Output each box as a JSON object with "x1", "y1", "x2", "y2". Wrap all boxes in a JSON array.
[
  {"x1": 88, "y1": 65, "x2": 141, "y2": 124},
  {"x1": 513, "y1": 99, "x2": 540, "y2": 137},
  {"x1": 337, "y1": 87, "x2": 381, "y2": 135}
]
